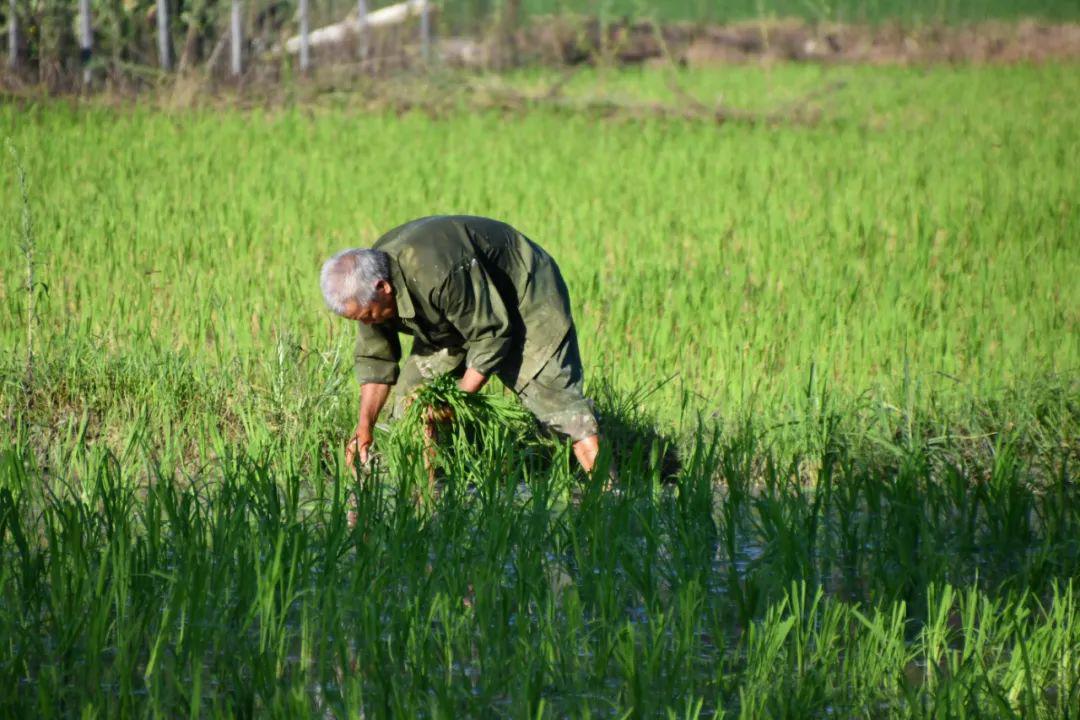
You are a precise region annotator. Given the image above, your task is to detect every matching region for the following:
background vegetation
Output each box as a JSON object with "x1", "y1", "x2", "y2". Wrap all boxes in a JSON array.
[
  {"x1": 524, "y1": 0, "x2": 1080, "y2": 23},
  {"x1": 5, "y1": 0, "x2": 1080, "y2": 91}
]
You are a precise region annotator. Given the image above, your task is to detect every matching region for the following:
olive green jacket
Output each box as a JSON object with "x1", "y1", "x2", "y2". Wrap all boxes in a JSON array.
[{"x1": 354, "y1": 216, "x2": 574, "y2": 391}]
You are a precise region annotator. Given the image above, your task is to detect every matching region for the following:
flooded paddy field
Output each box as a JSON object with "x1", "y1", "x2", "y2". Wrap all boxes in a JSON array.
[{"x1": 1, "y1": 62, "x2": 1078, "y2": 716}]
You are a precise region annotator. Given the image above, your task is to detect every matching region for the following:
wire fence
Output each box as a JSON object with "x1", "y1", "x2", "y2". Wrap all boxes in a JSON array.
[{"x1": 1, "y1": 0, "x2": 527, "y2": 89}]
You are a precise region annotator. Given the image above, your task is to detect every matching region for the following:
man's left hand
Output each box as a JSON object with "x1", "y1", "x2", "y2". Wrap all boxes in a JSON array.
[{"x1": 458, "y1": 368, "x2": 488, "y2": 394}]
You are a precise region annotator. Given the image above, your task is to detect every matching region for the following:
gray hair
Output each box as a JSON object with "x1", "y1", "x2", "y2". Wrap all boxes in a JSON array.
[{"x1": 319, "y1": 248, "x2": 391, "y2": 315}]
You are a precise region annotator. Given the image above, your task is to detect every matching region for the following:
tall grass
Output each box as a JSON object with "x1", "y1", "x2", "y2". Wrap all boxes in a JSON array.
[
  {"x1": 5, "y1": 139, "x2": 35, "y2": 408},
  {"x1": 0, "y1": 415, "x2": 1077, "y2": 715},
  {"x1": 1, "y1": 65, "x2": 1076, "y2": 440}
]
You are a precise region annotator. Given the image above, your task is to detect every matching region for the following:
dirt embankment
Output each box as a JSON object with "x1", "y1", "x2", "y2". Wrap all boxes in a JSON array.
[{"x1": 501, "y1": 18, "x2": 1080, "y2": 67}]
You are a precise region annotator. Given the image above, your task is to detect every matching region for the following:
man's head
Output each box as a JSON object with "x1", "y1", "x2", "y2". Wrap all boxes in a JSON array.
[{"x1": 320, "y1": 249, "x2": 397, "y2": 324}]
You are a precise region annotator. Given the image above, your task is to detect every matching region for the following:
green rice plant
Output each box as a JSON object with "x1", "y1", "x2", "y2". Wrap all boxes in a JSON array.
[
  {"x1": 5, "y1": 139, "x2": 36, "y2": 412},
  {"x1": 1, "y1": 419, "x2": 1078, "y2": 716}
]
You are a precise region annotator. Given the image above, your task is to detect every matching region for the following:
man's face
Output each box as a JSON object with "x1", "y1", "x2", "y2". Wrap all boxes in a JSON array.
[{"x1": 343, "y1": 280, "x2": 397, "y2": 325}]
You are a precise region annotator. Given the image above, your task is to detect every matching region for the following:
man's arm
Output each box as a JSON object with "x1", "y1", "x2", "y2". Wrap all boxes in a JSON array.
[
  {"x1": 354, "y1": 322, "x2": 402, "y2": 385},
  {"x1": 349, "y1": 323, "x2": 401, "y2": 468},
  {"x1": 347, "y1": 382, "x2": 391, "y2": 467}
]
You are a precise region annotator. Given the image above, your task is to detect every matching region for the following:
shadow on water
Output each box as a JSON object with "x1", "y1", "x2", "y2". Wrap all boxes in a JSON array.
[{"x1": 589, "y1": 376, "x2": 683, "y2": 482}]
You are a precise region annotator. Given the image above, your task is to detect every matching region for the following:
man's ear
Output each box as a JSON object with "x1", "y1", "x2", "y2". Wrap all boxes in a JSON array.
[{"x1": 375, "y1": 279, "x2": 394, "y2": 298}]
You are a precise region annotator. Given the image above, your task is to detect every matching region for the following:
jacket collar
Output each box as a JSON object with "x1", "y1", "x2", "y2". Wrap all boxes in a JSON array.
[{"x1": 389, "y1": 257, "x2": 415, "y2": 320}]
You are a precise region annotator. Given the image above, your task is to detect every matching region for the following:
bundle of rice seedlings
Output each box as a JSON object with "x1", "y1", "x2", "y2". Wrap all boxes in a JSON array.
[{"x1": 388, "y1": 374, "x2": 553, "y2": 489}]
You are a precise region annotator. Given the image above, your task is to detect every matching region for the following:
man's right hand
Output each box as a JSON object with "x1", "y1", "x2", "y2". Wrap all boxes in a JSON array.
[
  {"x1": 349, "y1": 382, "x2": 392, "y2": 473},
  {"x1": 345, "y1": 426, "x2": 373, "y2": 470}
]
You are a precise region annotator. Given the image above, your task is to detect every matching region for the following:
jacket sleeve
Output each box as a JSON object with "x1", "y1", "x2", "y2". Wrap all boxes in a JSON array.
[
  {"x1": 354, "y1": 322, "x2": 402, "y2": 385},
  {"x1": 436, "y1": 258, "x2": 513, "y2": 377}
]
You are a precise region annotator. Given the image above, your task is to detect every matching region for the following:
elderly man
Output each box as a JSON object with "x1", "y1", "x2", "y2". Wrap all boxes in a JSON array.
[{"x1": 320, "y1": 215, "x2": 601, "y2": 473}]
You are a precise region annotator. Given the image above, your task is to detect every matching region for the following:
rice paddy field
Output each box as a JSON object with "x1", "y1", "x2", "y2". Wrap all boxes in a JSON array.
[{"x1": 1, "y1": 61, "x2": 1079, "y2": 717}]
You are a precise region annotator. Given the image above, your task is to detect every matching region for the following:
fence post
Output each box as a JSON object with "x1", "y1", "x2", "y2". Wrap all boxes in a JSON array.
[
  {"x1": 357, "y1": 0, "x2": 368, "y2": 60},
  {"x1": 419, "y1": 0, "x2": 430, "y2": 64},
  {"x1": 157, "y1": 0, "x2": 171, "y2": 70},
  {"x1": 230, "y1": 0, "x2": 242, "y2": 76},
  {"x1": 78, "y1": 0, "x2": 92, "y2": 84},
  {"x1": 6, "y1": 0, "x2": 15, "y2": 68},
  {"x1": 299, "y1": 0, "x2": 310, "y2": 71}
]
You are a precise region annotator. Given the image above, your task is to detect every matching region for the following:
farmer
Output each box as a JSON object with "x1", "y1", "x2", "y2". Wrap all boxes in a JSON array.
[{"x1": 320, "y1": 215, "x2": 601, "y2": 474}]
